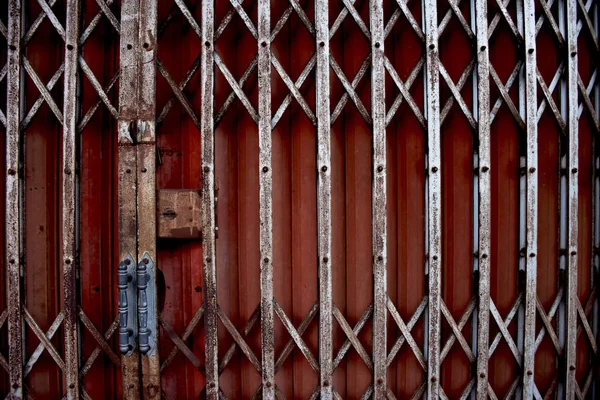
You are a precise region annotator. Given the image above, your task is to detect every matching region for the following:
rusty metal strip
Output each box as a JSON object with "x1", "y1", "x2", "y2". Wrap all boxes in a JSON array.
[
  {"x1": 424, "y1": 0, "x2": 442, "y2": 395},
  {"x1": 258, "y1": 0, "x2": 274, "y2": 396},
  {"x1": 475, "y1": 0, "x2": 491, "y2": 395},
  {"x1": 200, "y1": 0, "x2": 219, "y2": 397},
  {"x1": 522, "y1": 0, "x2": 538, "y2": 390},
  {"x1": 6, "y1": 0, "x2": 23, "y2": 397},
  {"x1": 370, "y1": 0, "x2": 387, "y2": 396},
  {"x1": 137, "y1": 0, "x2": 160, "y2": 397},
  {"x1": 118, "y1": 0, "x2": 141, "y2": 397},
  {"x1": 565, "y1": 0, "x2": 580, "y2": 393},
  {"x1": 63, "y1": 0, "x2": 82, "y2": 396},
  {"x1": 315, "y1": 0, "x2": 332, "y2": 396}
]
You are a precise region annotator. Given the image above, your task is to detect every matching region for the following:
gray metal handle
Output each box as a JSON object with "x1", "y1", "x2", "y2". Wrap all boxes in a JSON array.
[
  {"x1": 137, "y1": 256, "x2": 150, "y2": 354},
  {"x1": 118, "y1": 254, "x2": 137, "y2": 355}
]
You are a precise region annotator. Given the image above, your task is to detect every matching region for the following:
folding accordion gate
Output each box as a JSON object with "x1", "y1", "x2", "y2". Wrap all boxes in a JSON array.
[{"x1": 1, "y1": 0, "x2": 600, "y2": 398}]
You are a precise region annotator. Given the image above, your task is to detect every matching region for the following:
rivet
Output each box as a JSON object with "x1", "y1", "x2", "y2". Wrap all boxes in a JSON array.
[
  {"x1": 321, "y1": 166, "x2": 328, "y2": 172},
  {"x1": 528, "y1": 48, "x2": 534, "y2": 54},
  {"x1": 529, "y1": 167, "x2": 536, "y2": 173},
  {"x1": 571, "y1": 51, "x2": 577, "y2": 57},
  {"x1": 264, "y1": 257, "x2": 269, "y2": 263},
  {"x1": 319, "y1": 41, "x2": 325, "y2": 47},
  {"x1": 569, "y1": 365, "x2": 576, "y2": 371},
  {"x1": 67, "y1": 44, "x2": 74, "y2": 51},
  {"x1": 480, "y1": 45, "x2": 487, "y2": 52},
  {"x1": 323, "y1": 257, "x2": 329, "y2": 263},
  {"x1": 263, "y1": 166, "x2": 269, "y2": 173},
  {"x1": 12, "y1": 383, "x2": 19, "y2": 389},
  {"x1": 204, "y1": 166, "x2": 210, "y2": 173},
  {"x1": 479, "y1": 372, "x2": 486, "y2": 378},
  {"x1": 572, "y1": 167, "x2": 578, "y2": 173},
  {"x1": 529, "y1": 252, "x2": 536, "y2": 258},
  {"x1": 141, "y1": 167, "x2": 147, "y2": 173},
  {"x1": 261, "y1": 41, "x2": 267, "y2": 48},
  {"x1": 377, "y1": 165, "x2": 384, "y2": 172},
  {"x1": 69, "y1": 383, "x2": 75, "y2": 389},
  {"x1": 143, "y1": 42, "x2": 150, "y2": 49},
  {"x1": 377, "y1": 378, "x2": 384, "y2": 384},
  {"x1": 8, "y1": 168, "x2": 16, "y2": 175},
  {"x1": 481, "y1": 253, "x2": 488, "y2": 259},
  {"x1": 126, "y1": 168, "x2": 132, "y2": 174},
  {"x1": 127, "y1": 44, "x2": 132, "y2": 50},
  {"x1": 205, "y1": 41, "x2": 211, "y2": 48},
  {"x1": 209, "y1": 382, "x2": 216, "y2": 388},
  {"x1": 9, "y1": 259, "x2": 15, "y2": 264},
  {"x1": 323, "y1": 380, "x2": 329, "y2": 387},
  {"x1": 432, "y1": 166, "x2": 438, "y2": 173},
  {"x1": 571, "y1": 250, "x2": 577, "y2": 256},
  {"x1": 124, "y1": 259, "x2": 131, "y2": 265},
  {"x1": 143, "y1": 258, "x2": 149, "y2": 264},
  {"x1": 375, "y1": 42, "x2": 381, "y2": 49},
  {"x1": 266, "y1": 382, "x2": 272, "y2": 388},
  {"x1": 433, "y1": 255, "x2": 438, "y2": 260},
  {"x1": 377, "y1": 255, "x2": 383, "y2": 262},
  {"x1": 481, "y1": 166, "x2": 489, "y2": 172},
  {"x1": 206, "y1": 257, "x2": 212, "y2": 263},
  {"x1": 65, "y1": 168, "x2": 71, "y2": 175},
  {"x1": 527, "y1": 370, "x2": 533, "y2": 376},
  {"x1": 9, "y1": 45, "x2": 17, "y2": 51},
  {"x1": 431, "y1": 376, "x2": 437, "y2": 382},
  {"x1": 429, "y1": 44, "x2": 435, "y2": 50},
  {"x1": 65, "y1": 258, "x2": 72, "y2": 265}
]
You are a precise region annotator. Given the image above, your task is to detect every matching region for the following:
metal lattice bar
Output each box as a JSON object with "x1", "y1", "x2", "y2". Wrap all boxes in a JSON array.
[
  {"x1": 522, "y1": 0, "x2": 539, "y2": 394},
  {"x1": 6, "y1": 0, "x2": 23, "y2": 397},
  {"x1": 200, "y1": 0, "x2": 218, "y2": 397},
  {"x1": 475, "y1": 0, "x2": 491, "y2": 395},
  {"x1": 424, "y1": 0, "x2": 442, "y2": 395},
  {"x1": 371, "y1": 0, "x2": 387, "y2": 397},
  {"x1": 258, "y1": 0, "x2": 274, "y2": 396},
  {"x1": 315, "y1": 0, "x2": 332, "y2": 396},
  {"x1": 62, "y1": 0, "x2": 82, "y2": 398}
]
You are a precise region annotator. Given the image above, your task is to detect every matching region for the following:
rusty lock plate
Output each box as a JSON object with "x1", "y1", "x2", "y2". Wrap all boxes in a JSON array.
[{"x1": 157, "y1": 189, "x2": 202, "y2": 239}]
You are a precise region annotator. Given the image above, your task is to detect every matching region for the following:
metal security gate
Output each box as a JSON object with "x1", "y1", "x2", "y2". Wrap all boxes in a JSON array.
[{"x1": 1, "y1": 0, "x2": 600, "y2": 398}]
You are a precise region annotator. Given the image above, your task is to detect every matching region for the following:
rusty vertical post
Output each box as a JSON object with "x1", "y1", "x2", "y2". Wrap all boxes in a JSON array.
[
  {"x1": 63, "y1": 0, "x2": 82, "y2": 397},
  {"x1": 137, "y1": 0, "x2": 160, "y2": 397},
  {"x1": 522, "y1": 0, "x2": 538, "y2": 393},
  {"x1": 315, "y1": 0, "x2": 332, "y2": 397},
  {"x1": 6, "y1": 0, "x2": 23, "y2": 398},
  {"x1": 200, "y1": 0, "x2": 219, "y2": 397},
  {"x1": 370, "y1": 0, "x2": 387, "y2": 397},
  {"x1": 424, "y1": 0, "x2": 442, "y2": 396},
  {"x1": 475, "y1": 0, "x2": 491, "y2": 397},
  {"x1": 258, "y1": 0, "x2": 274, "y2": 397},
  {"x1": 564, "y1": 0, "x2": 579, "y2": 394},
  {"x1": 118, "y1": 0, "x2": 141, "y2": 397}
]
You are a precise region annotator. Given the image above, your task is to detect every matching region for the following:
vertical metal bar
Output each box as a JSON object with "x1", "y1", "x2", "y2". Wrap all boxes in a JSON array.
[
  {"x1": 200, "y1": 0, "x2": 219, "y2": 397},
  {"x1": 565, "y1": 0, "x2": 579, "y2": 394},
  {"x1": 424, "y1": 0, "x2": 442, "y2": 396},
  {"x1": 6, "y1": 0, "x2": 23, "y2": 398},
  {"x1": 522, "y1": 0, "x2": 538, "y2": 393},
  {"x1": 118, "y1": 0, "x2": 141, "y2": 397},
  {"x1": 137, "y1": 0, "x2": 160, "y2": 397},
  {"x1": 475, "y1": 0, "x2": 491, "y2": 395},
  {"x1": 315, "y1": 0, "x2": 332, "y2": 397},
  {"x1": 370, "y1": 0, "x2": 387, "y2": 397},
  {"x1": 258, "y1": 0, "x2": 274, "y2": 398},
  {"x1": 63, "y1": 0, "x2": 82, "y2": 397}
]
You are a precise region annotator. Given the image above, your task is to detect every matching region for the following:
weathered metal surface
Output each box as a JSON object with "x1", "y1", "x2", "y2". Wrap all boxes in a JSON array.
[
  {"x1": 6, "y1": 1, "x2": 23, "y2": 398},
  {"x1": 424, "y1": 0, "x2": 442, "y2": 396},
  {"x1": 522, "y1": 0, "x2": 539, "y2": 394},
  {"x1": 200, "y1": 0, "x2": 219, "y2": 397},
  {"x1": 157, "y1": 189, "x2": 202, "y2": 239},
  {"x1": 257, "y1": 0, "x2": 274, "y2": 398},
  {"x1": 315, "y1": 0, "x2": 332, "y2": 397},
  {"x1": 63, "y1": 0, "x2": 82, "y2": 397},
  {"x1": 475, "y1": 0, "x2": 491, "y2": 397},
  {"x1": 370, "y1": 0, "x2": 387, "y2": 397}
]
